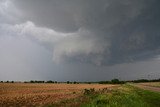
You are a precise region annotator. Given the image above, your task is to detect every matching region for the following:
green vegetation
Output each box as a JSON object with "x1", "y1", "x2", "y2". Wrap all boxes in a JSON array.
[
  {"x1": 81, "y1": 84, "x2": 160, "y2": 107},
  {"x1": 83, "y1": 88, "x2": 96, "y2": 95},
  {"x1": 67, "y1": 81, "x2": 70, "y2": 84},
  {"x1": 46, "y1": 84, "x2": 160, "y2": 107},
  {"x1": 131, "y1": 79, "x2": 160, "y2": 83},
  {"x1": 99, "y1": 79, "x2": 125, "y2": 84}
]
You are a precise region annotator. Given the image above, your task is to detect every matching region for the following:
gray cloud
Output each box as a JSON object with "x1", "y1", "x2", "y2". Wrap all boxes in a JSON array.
[
  {"x1": 1, "y1": 21, "x2": 109, "y2": 65},
  {"x1": 10, "y1": 0, "x2": 160, "y2": 65},
  {"x1": 0, "y1": 0, "x2": 160, "y2": 81},
  {"x1": 0, "y1": 0, "x2": 24, "y2": 24}
]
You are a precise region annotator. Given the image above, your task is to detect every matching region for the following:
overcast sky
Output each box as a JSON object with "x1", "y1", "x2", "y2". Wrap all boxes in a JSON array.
[{"x1": 0, "y1": 0, "x2": 160, "y2": 81}]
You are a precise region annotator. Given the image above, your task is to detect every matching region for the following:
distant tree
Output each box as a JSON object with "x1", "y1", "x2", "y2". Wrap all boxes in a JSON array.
[
  {"x1": 30, "y1": 80, "x2": 34, "y2": 83},
  {"x1": 133, "y1": 79, "x2": 149, "y2": 83},
  {"x1": 39, "y1": 81, "x2": 44, "y2": 83},
  {"x1": 73, "y1": 81, "x2": 77, "y2": 84},
  {"x1": 11, "y1": 81, "x2": 14, "y2": 83},
  {"x1": 98, "y1": 81, "x2": 110, "y2": 84},
  {"x1": 46, "y1": 80, "x2": 53, "y2": 83},
  {"x1": 111, "y1": 79, "x2": 120, "y2": 84},
  {"x1": 67, "y1": 81, "x2": 70, "y2": 84}
]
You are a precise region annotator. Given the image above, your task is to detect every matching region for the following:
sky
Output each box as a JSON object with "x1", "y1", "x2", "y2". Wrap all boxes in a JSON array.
[{"x1": 0, "y1": 0, "x2": 160, "y2": 81}]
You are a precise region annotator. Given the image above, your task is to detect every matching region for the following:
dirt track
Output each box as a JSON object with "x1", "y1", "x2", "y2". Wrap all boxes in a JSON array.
[{"x1": 133, "y1": 83, "x2": 160, "y2": 92}]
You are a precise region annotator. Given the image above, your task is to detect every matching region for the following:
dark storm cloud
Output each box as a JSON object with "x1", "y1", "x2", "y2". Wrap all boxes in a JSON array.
[
  {"x1": 1, "y1": 0, "x2": 160, "y2": 81},
  {"x1": 3, "y1": 0, "x2": 160, "y2": 65}
]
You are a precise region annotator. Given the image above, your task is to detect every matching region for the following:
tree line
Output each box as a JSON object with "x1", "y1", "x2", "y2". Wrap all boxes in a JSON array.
[{"x1": 0, "y1": 78, "x2": 159, "y2": 84}]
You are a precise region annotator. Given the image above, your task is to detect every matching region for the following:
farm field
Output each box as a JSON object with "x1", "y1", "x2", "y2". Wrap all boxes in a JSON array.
[
  {"x1": 0, "y1": 83, "x2": 116, "y2": 107},
  {"x1": 0, "y1": 83, "x2": 160, "y2": 107}
]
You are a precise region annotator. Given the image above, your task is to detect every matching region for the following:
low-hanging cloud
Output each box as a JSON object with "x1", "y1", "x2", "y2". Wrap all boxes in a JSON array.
[{"x1": 1, "y1": 21, "x2": 109, "y2": 65}]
